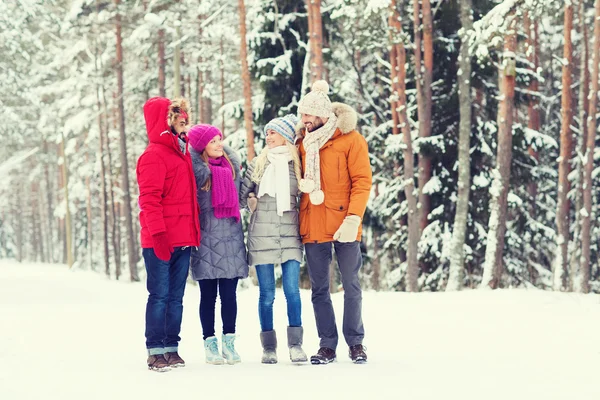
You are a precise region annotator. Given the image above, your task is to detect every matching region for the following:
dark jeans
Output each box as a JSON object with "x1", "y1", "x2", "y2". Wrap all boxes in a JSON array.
[
  {"x1": 255, "y1": 260, "x2": 302, "y2": 331},
  {"x1": 198, "y1": 278, "x2": 239, "y2": 340},
  {"x1": 305, "y1": 241, "x2": 364, "y2": 350},
  {"x1": 143, "y1": 246, "x2": 191, "y2": 354}
]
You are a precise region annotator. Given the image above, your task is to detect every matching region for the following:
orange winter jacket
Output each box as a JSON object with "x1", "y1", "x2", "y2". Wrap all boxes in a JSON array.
[{"x1": 298, "y1": 103, "x2": 372, "y2": 244}]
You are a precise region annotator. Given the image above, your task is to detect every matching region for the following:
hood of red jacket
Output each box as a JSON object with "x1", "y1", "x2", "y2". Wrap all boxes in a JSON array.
[{"x1": 144, "y1": 97, "x2": 177, "y2": 147}]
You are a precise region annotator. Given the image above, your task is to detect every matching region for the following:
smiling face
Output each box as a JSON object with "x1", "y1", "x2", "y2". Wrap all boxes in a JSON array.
[
  {"x1": 301, "y1": 113, "x2": 328, "y2": 133},
  {"x1": 265, "y1": 129, "x2": 287, "y2": 149},
  {"x1": 204, "y1": 135, "x2": 224, "y2": 159}
]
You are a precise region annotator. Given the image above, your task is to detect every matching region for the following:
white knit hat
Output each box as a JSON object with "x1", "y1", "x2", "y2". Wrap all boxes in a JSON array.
[{"x1": 297, "y1": 80, "x2": 332, "y2": 118}]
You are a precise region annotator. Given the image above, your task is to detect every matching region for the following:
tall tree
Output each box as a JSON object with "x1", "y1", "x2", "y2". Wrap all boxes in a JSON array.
[
  {"x1": 60, "y1": 130, "x2": 74, "y2": 268},
  {"x1": 446, "y1": 0, "x2": 473, "y2": 291},
  {"x1": 571, "y1": 0, "x2": 590, "y2": 292},
  {"x1": 158, "y1": 28, "x2": 166, "y2": 98},
  {"x1": 481, "y1": 16, "x2": 517, "y2": 289},
  {"x1": 238, "y1": 0, "x2": 255, "y2": 160},
  {"x1": 525, "y1": 13, "x2": 540, "y2": 211},
  {"x1": 553, "y1": 2, "x2": 574, "y2": 291},
  {"x1": 579, "y1": 0, "x2": 600, "y2": 294},
  {"x1": 415, "y1": 0, "x2": 433, "y2": 233},
  {"x1": 306, "y1": 0, "x2": 324, "y2": 83},
  {"x1": 114, "y1": 0, "x2": 139, "y2": 282},
  {"x1": 390, "y1": 0, "x2": 419, "y2": 292},
  {"x1": 174, "y1": 24, "x2": 182, "y2": 98}
]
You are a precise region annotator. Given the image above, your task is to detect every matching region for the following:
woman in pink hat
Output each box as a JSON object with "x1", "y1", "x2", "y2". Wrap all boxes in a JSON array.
[{"x1": 187, "y1": 124, "x2": 248, "y2": 365}]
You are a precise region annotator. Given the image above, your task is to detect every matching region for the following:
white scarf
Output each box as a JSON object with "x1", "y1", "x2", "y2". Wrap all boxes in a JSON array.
[
  {"x1": 257, "y1": 146, "x2": 292, "y2": 216},
  {"x1": 299, "y1": 114, "x2": 338, "y2": 205}
]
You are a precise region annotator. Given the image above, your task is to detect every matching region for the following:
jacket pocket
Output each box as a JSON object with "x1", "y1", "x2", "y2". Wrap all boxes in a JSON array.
[
  {"x1": 299, "y1": 194, "x2": 310, "y2": 237},
  {"x1": 163, "y1": 203, "x2": 192, "y2": 217},
  {"x1": 324, "y1": 197, "x2": 349, "y2": 236}
]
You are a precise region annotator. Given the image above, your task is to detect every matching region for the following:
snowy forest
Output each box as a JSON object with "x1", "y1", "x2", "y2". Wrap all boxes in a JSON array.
[{"x1": 1, "y1": 0, "x2": 599, "y2": 294}]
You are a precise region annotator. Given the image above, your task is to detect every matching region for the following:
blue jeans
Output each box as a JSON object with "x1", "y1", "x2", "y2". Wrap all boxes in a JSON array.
[
  {"x1": 198, "y1": 278, "x2": 239, "y2": 340},
  {"x1": 143, "y1": 246, "x2": 191, "y2": 355},
  {"x1": 255, "y1": 259, "x2": 302, "y2": 332}
]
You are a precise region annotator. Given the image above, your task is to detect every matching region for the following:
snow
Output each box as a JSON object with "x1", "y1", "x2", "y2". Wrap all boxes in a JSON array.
[{"x1": 2, "y1": 260, "x2": 600, "y2": 400}]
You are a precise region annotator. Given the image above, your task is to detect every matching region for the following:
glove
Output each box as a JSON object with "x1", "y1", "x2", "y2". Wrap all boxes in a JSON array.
[
  {"x1": 152, "y1": 232, "x2": 174, "y2": 261},
  {"x1": 333, "y1": 215, "x2": 361, "y2": 243},
  {"x1": 247, "y1": 192, "x2": 258, "y2": 213}
]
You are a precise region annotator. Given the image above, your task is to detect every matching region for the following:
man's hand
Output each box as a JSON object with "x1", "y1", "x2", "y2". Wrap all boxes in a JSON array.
[
  {"x1": 333, "y1": 215, "x2": 361, "y2": 243},
  {"x1": 152, "y1": 232, "x2": 174, "y2": 261}
]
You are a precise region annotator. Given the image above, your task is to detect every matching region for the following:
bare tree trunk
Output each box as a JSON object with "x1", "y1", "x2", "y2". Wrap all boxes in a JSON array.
[
  {"x1": 158, "y1": 28, "x2": 166, "y2": 98},
  {"x1": 572, "y1": 0, "x2": 590, "y2": 293},
  {"x1": 306, "y1": 0, "x2": 324, "y2": 83},
  {"x1": 390, "y1": 0, "x2": 419, "y2": 292},
  {"x1": 101, "y1": 87, "x2": 120, "y2": 278},
  {"x1": 86, "y1": 151, "x2": 93, "y2": 269},
  {"x1": 525, "y1": 14, "x2": 540, "y2": 211},
  {"x1": 553, "y1": 2, "x2": 574, "y2": 291},
  {"x1": 417, "y1": 0, "x2": 433, "y2": 233},
  {"x1": 579, "y1": 0, "x2": 600, "y2": 294},
  {"x1": 238, "y1": 0, "x2": 256, "y2": 160},
  {"x1": 220, "y1": 36, "x2": 226, "y2": 136},
  {"x1": 15, "y1": 183, "x2": 23, "y2": 262},
  {"x1": 115, "y1": 0, "x2": 139, "y2": 282},
  {"x1": 481, "y1": 16, "x2": 517, "y2": 289},
  {"x1": 174, "y1": 25, "x2": 182, "y2": 98},
  {"x1": 43, "y1": 140, "x2": 55, "y2": 263},
  {"x1": 205, "y1": 70, "x2": 214, "y2": 124},
  {"x1": 98, "y1": 95, "x2": 111, "y2": 278},
  {"x1": 60, "y1": 130, "x2": 74, "y2": 268},
  {"x1": 447, "y1": 0, "x2": 472, "y2": 291}
]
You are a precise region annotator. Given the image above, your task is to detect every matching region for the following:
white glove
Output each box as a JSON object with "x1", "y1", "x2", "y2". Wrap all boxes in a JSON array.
[
  {"x1": 247, "y1": 192, "x2": 258, "y2": 213},
  {"x1": 333, "y1": 215, "x2": 361, "y2": 242}
]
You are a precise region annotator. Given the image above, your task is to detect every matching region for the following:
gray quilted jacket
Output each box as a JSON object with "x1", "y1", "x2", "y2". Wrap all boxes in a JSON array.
[
  {"x1": 239, "y1": 158, "x2": 303, "y2": 266},
  {"x1": 190, "y1": 146, "x2": 248, "y2": 280}
]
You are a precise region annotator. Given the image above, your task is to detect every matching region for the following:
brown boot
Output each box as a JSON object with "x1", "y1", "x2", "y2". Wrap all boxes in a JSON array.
[
  {"x1": 147, "y1": 354, "x2": 170, "y2": 372},
  {"x1": 349, "y1": 344, "x2": 367, "y2": 364},
  {"x1": 164, "y1": 351, "x2": 185, "y2": 368}
]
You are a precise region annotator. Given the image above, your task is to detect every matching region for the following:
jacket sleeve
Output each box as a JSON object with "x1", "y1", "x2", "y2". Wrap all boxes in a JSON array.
[
  {"x1": 136, "y1": 152, "x2": 167, "y2": 236},
  {"x1": 347, "y1": 133, "x2": 372, "y2": 219},
  {"x1": 239, "y1": 158, "x2": 257, "y2": 209}
]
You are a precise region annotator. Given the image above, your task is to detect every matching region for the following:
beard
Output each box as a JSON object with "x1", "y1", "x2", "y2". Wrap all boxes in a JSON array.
[{"x1": 306, "y1": 117, "x2": 325, "y2": 132}]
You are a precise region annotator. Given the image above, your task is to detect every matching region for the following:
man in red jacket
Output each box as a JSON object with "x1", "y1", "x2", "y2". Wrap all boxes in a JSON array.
[{"x1": 136, "y1": 97, "x2": 200, "y2": 372}]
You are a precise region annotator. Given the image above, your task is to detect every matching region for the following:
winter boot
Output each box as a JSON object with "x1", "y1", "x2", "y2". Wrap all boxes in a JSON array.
[
  {"x1": 349, "y1": 344, "x2": 367, "y2": 364},
  {"x1": 204, "y1": 336, "x2": 225, "y2": 365},
  {"x1": 287, "y1": 326, "x2": 308, "y2": 363},
  {"x1": 260, "y1": 330, "x2": 278, "y2": 364},
  {"x1": 222, "y1": 333, "x2": 241, "y2": 365},
  {"x1": 310, "y1": 347, "x2": 336, "y2": 365},
  {"x1": 147, "y1": 354, "x2": 170, "y2": 372},
  {"x1": 164, "y1": 351, "x2": 185, "y2": 368}
]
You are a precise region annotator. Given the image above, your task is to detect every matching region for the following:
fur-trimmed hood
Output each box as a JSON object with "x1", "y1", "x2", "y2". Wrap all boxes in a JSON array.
[{"x1": 295, "y1": 102, "x2": 358, "y2": 140}]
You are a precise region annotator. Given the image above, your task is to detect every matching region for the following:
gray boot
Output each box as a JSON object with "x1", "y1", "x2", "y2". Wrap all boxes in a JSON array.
[
  {"x1": 260, "y1": 330, "x2": 278, "y2": 364},
  {"x1": 287, "y1": 326, "x2": 308, "y2": 363}
]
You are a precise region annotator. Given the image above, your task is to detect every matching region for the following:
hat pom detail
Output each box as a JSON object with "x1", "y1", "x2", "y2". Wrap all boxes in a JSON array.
[
  {"x1": 299, "y1": 179, "x2": 315, "y2": 193},
  {"x1": 309, "y1": 190, "x2": 324, "y2": 205},
  {"x1": 311, "y1": 80, "x2": 329, "y2": 93}
]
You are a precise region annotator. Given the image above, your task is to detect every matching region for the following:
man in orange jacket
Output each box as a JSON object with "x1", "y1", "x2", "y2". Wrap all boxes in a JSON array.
[{"x1": 296, "y1": 81, "x2": 372, "y2": 364}]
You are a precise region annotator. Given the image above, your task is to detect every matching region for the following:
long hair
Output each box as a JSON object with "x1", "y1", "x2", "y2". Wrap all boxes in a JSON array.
[
  {"x1": 200, "y1": 150, "x2": 236, "y2": 191},
  {"x1": 251, "y1": 142, "x2": 302, "y2": 191}
]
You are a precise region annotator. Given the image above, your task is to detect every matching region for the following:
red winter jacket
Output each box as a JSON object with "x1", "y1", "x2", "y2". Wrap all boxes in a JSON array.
[{"x1": 136, "y1": 97, "x2": 200, "y2": 249}]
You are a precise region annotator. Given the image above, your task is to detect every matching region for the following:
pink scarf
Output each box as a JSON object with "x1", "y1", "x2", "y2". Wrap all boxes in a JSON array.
[{"x1": 208, "y1": 157, "x2": 240, "y2": 222}]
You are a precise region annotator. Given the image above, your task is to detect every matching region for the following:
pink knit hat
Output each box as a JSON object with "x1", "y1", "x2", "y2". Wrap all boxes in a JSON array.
[{"x1": 188, "y1": 124, "x2": 222, "y2": 153}]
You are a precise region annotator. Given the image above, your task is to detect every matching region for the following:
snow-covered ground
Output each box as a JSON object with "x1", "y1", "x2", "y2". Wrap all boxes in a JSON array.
[{"x1": 1, "y1": 260, "x2": 599, "y2": 400}]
